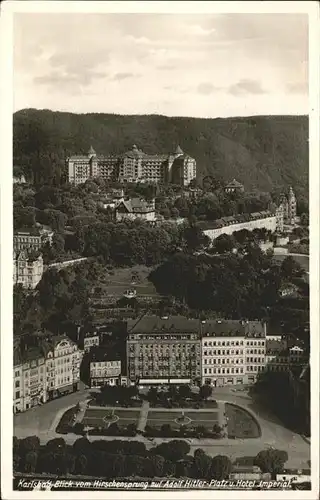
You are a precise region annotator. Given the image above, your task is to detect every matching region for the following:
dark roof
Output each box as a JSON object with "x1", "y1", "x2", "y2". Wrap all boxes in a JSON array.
[
  {"x1": 90, "y1": 346, "x2": 121, "y2": 363},
  {"x1": 128, "y1": 315, "x2": 200, "y2": 334},
  {"x1": 128, "y1": 316, "x2": 266, "y2": 338},
  {"x1": 14, "y1": 227, "x2": 41, "y2": 236},
  {"x1": 116, "y1": 198, "x2": 154, "y2": 214},
  {"x1": 225, "y1": 179, "x2": 244, "y2": 188},
  {"x1": 199, "y1": 211, "x2": 273, "y2": 231},
  {"x1": 202, "y1": 320, "x2": 265, "y2": 338}
]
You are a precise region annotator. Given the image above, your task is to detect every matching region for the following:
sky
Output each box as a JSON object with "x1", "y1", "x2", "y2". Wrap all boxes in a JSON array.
[{"x1": 13, "y1": 12, "x2": 309, "y2": 118}]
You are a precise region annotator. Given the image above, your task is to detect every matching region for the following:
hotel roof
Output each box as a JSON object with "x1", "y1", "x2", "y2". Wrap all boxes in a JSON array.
[
  {"x1": 128, "y1": 316, "x2": 266, "y2": 338},
  {"x1": 128, "y1": 315, "x2": 200, "y2": 334}
]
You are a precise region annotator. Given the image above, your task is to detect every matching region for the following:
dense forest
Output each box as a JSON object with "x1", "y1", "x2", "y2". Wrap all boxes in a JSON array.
[{"x1": 13, "y1": 109, "x2": 308, "y2": 197}]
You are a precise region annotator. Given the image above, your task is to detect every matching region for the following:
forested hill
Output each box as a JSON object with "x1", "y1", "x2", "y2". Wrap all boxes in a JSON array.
[{"x1": 13, "y1": 109, "x2": 308, "y2": 196}]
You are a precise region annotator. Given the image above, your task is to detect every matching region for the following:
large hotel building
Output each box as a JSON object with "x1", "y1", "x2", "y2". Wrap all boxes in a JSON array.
[
  {"x1": 126, "y1": 315, "x2": 307, "y2": 387},
  {"x1": 67, "y1": 145, "x2": 196, "y2": 186}
]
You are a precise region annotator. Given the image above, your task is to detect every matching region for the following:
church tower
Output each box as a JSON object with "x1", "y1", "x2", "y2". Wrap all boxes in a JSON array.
[{"x1": 287, "y1": 186, "x2": 297, "y2": 225}]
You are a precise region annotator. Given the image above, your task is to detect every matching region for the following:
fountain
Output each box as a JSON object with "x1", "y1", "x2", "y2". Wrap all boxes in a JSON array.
[
  {"x1": 102, "y1": 410, "x2": 119, "y2": 428},
  {"x1": 174, "y1": 410, "x2": 192, "y2": 426}
]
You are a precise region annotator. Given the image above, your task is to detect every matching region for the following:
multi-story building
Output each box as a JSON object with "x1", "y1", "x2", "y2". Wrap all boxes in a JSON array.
[
  {"x1": 67, "y1": 145, "x2": 196, "y2": 187},
  {"x1": 89, "y1": 348, "x2": 123, "y2": 388},
  {"x1": 83, "y1": 331, "x2": 100, "y2": 353},
  {"x1": 115, "y1": 198, "x2": 156, "y2": 222},
  {"x1": 13, "y1": 345, "x2": 47, "y2": 413},
  {"x1": 279, "y1": 187, "x2": 297, "y2": 225},
  {"x1": 224, "y1": 179, "x2": 244, "y2": 194},
  {"x1": 265, "y1": 339, "x2": 308, "y2": 372},
  {"x1": 201, "y1": 320, "x2": 267, "y2": 386},
  {"x1": 13, "y1": 251, "x2": 43, "y2": 289},
  {"x1": 200, "y1": 210, "x2": 281, "y2": 243},
  {"x1": 126, "y1": 315, "x2": 202, "y2": 385},
  {"x1": 13, "y1": 335, "x2": 81, "y2": 413},
  {"x1": 13, "y1": 227, "x2": 53, "y2": 252}
]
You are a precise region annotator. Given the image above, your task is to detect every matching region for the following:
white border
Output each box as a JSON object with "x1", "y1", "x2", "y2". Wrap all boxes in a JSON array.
[{"x1": 1, "y1": 1, "x2": 319, "y2": 500}]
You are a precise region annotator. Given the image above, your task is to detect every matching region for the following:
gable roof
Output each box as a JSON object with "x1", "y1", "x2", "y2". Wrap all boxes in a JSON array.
[
  {"x1": 116, "y1": 198, "x2": 155, "y2": 214},
  {"x1": 225, "y1": 179, "x2": 244, "y2": 188}
]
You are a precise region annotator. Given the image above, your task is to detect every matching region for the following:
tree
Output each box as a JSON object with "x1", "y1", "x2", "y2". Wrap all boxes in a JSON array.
[
  {"x1": 149, "y1": 454, "x2": 165, "y2": 476},
  {"x1": 254, "y1": 449, "x2": 288, "y2": 479},
  {"x1": 199, "y1": 385, "x2": 212, "y2": 400},
  {"x1": 19, "y1": 436, "x2": 40, "y2": 455},
  {"x1": 193, "y1": 449, "x2": 212, "y2": 479},
  {"x1": 178, "y1": 384, "x2": 192, "y2": 400},
  {"x1": 210, "y1": 455, "x2": 232, "y2": 480},
  {"x1": 300, "y1": 212, "x2": 309, "y2": 226},
  {"x1": 153, "y1": 440, "x2": 190, "y2": 462},
  {"x1": 281, "y1": 256, "x2": 304, "y2": 279},
  {"x1": 171, "y1": 207, "x2": 180, "y2": 219},
  {"x1": 24, "y1": 451, "x2": 38, "y2": 473},
  {"x1": 148, "y1": 387, "x2": 159, "y2": 404},
  {"x1": 46, "y1": 438, "x2": 66, "y2": 452},
  {"x1": 76, "y1": 454, "x2": 88, "y2": 475},
  {"x1": 213, "y1": 234, "x2": 235, "y2": 254},
  {"x1": 160, "y1": 424, "x2": 172, "y2": 436}
]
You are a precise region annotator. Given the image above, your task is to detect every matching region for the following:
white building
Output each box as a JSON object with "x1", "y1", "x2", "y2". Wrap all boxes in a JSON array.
[
  {"x1": 201, "y1": 320, "x2": 267, "y2": 386},
  {"x1": 13, "y1": 335, "x2": 82, "y2": 413},
  {"x1": 13, "y1": 251, "x2": 43, "y2": 289},
  {"x1": 201, "y1": 211, "x2": 280, "y2": 244},
  {"x1": 115, "y1": 198, "x2": 156, "y2": 222}
]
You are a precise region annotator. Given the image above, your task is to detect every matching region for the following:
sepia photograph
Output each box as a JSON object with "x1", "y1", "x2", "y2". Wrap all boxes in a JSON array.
[{"x1": 1, "y1": 1, "x2": 319, "y2": 498}]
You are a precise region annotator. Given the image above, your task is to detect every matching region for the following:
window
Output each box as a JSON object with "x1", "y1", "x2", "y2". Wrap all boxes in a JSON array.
[
  {"x1": 15, "y1": 380, "x2": 20, "y2": 388},
  {"x1": 15, "y1": 391, "x2": 20, "y2": 399}
]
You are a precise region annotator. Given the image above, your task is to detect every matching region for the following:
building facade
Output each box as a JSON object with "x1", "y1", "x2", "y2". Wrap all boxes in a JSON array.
[
  {"x1": 13, "y1": 335, "x2": 81, "y2": 413},
  {"x1": 83, "y1": 332, "x2": 100, "y2": 353},
  {"x1": 13, "y1": 251, "x2": 43, "y2": 289},
  {"x1": 201, "y1": 211, "x2": 280, "y2": 243},
  {"x1": 115, "y1": 198, "x2": 156, "y2": 222},
  {"x1": 201, "y1": 320, "x2": 267, "y2": 386},
  {"x1": 67, "y1": 145, "x2": 196, "y2": 187},
  {"x1": 224, "y1": 179, "x2": 245, "y2": 194},
  {"x1": 126, "y1": 316, "x2": 202, "y2": 385},
  {"x1": 14, "y1": 227, "x2": 54, "y2": 252},
  {"x1": 89, "y1": 348, "x2": 122, "y2": 388}
]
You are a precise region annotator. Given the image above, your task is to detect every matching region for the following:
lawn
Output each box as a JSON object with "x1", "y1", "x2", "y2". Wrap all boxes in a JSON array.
[
  {"x1": 82, "y1": 408, "x2": 140, "y2": 429},
  {"x1": 146, "y1": 409, "x2": 220, "y2": 430},
  {"x1": 225, "y1": 403, "x2": 261, "y2": 439},
  {"x1": 91, "y1": 265, "x2": 160, "y2": 301}
]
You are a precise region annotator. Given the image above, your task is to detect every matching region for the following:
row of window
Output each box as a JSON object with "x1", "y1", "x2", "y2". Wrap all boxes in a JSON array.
[
  {"x1": 204, "y1": 367, "x2": 244, "y2": 375},
  {"x1": 203, "y1": 340, "x2": 265, "y2": 347}
]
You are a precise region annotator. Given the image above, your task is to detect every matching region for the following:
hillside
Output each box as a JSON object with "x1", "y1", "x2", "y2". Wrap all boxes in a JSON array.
[{"x1": 13, "y1": 109, "x2": 308, "y2": 196}]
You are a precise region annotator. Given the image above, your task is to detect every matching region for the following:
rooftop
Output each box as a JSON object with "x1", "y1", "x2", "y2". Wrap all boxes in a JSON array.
[
  {"x1": 14, "y1": 227, "x2": 41, "y2": 236},
  {"x1": 199, "y1": 210, "x2": 273, "y2": 231},
  {"x1": 128, "y1": 316, "x2": 266, "y2": 338},
  {"x1": 128, "y1": 315, "x2": 200, "y2": 334},
  {"x1": 90, "y1": 346, "x2": 121, "y2": 363},
  {"x1": 225, "y1": 179, "x2": 244, "y2": 188},
  {"x1": 116, "y1": 198, "x2": 155, "y2": 214},
  {"x1": 202, "y1": 319, "x2": 266, "y2": 338}
]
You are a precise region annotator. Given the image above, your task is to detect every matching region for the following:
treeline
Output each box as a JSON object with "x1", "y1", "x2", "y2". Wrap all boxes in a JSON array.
[
  {"x1": 13, "y1": 260, "x2": 101, "y2": 338},
  {"x1": 13, "y1": 436, "x2": 289, "y2": 480},
  {"x1": 251, "y1": 370, "x2": 310, "y2": 435},
  {"x1": 149, "y1": 249, "x2": 309, "y2": 340},
  {"x1": 13, "y1": 109, "x2": 308, "y2": 198}
]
